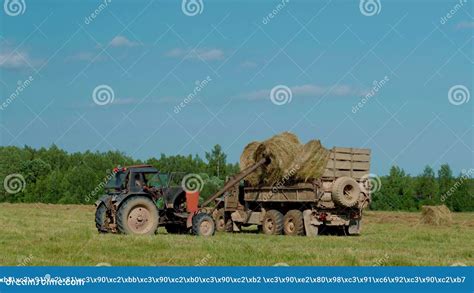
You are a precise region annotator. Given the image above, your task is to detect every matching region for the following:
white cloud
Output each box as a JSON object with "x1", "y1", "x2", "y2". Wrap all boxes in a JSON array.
[
  {"x1": 456, "y1": 21, "x2": 474, "y2": 29},
  {"x1": 109, "y1": 36, "x2": 139, "y2": 47},
  {"x1": 241, "y1": 84, "x2": 364, "y2": 100},
  {"x1": 165, "y1": 48, "x2": 224, "y2": 61}
]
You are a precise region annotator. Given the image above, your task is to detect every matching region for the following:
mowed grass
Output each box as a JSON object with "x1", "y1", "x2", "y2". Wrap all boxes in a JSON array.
[{"x1": 0, "y1": 203, "x2": 472, "y2": 266}]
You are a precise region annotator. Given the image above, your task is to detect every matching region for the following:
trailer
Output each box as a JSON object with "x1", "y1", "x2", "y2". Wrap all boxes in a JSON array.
[{"x1": 207, "y1": 147, "x2": 372, "y2": 236}]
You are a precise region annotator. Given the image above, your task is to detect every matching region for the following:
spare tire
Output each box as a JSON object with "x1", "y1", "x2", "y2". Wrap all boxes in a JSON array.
[{"x1": 331, "y1": 176, "x2": 360, "y2": 207}]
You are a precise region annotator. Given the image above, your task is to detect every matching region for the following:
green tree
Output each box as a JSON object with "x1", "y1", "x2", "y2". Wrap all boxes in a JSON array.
[{"x1": 414, "y1": 165, "x2": 439, "y2": 206}]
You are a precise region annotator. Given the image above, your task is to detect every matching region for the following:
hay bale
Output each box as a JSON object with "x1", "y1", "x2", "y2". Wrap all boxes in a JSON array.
[
  {"x1": 239, "y1": 141, "x2": 261, "y2": 186},
  {"x1": 254, "y1": 132, "x2": 301, "y2": 186},
  {"x1": 295, "y1": 140, "x2": 330, "y2": 182},
  {"x1": 420, "y1": 205, "x2": 453, "y2": 226}
]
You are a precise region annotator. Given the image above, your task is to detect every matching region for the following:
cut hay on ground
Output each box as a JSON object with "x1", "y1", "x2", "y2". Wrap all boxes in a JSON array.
[{"x1": 420, "y1": 205, "x2": 453, "y2": 226}]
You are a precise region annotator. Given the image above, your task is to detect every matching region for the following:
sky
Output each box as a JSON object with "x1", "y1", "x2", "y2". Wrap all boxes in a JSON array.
[{"x1": 0, "y1": 0, "x2": 473, "y2": 176}]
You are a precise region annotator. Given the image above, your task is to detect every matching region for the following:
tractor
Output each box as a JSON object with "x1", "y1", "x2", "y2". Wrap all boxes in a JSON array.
[{"x1": 94, "y1": 165, "x2": 215, "y2": 236}]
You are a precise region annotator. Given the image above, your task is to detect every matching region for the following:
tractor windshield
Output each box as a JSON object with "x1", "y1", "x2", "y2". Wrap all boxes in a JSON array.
[{"x1": 105, "y1": 171, "x2": 126, "y2": 190}]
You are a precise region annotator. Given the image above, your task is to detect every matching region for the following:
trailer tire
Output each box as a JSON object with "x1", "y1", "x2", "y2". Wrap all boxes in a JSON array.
[
  {"x1": 95, "y1": 202, "x2": 108, "y2": 233},
  {"x1": 225, "y1": 218, "x2": 234, "y2": 232},
  {"x1": 262, "y1": 210, "x2": 284, "y2": 235},
  {"x1": 332, "y1": 177, "x2": 360, "y2": 208},
  {"x1": 117, "y1": 196, "x2": 159, "y2": 235},
  {"x1": 283, "y1": 210, "x2": 304, "y2": 236},
  {"x1": 192, "y1": 213, "x2": 216, "y2": 236},
  {"x1": 213, "y1": 209, "x2": 226, "y2": 232}
]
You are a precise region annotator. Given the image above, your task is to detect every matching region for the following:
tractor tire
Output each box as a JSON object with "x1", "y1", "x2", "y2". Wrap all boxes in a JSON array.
[
  {"x1": 331, "y1": 176, "x2": 360, "y2": 208},
  {"x1": 117, "y1": 196, "x2": 159, "y2": 235},
  {"x1": 262, "y1": 210, "x2": 284, "y2": 235},
  {"x1": 283, "y1": 210, "x2": 304, "y2": 236},
  {"x1": 192, "y1": 213, "x2": 216, "y2": 236},
  {"x1": 213, "y1": 209, "x2": 226, "y2": 232},
  {"x1": 95, "y1": 202, "x2": 108, "y2": 233}
]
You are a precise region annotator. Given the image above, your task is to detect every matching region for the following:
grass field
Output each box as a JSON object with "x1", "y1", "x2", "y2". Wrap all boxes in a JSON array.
[{"x1": 0, "y1": 203, "x2": 472, "y2": 266}]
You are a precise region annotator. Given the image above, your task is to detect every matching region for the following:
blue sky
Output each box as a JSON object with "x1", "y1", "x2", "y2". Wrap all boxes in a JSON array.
[{"x1": 0, "y1": 0, "x2": 473, "y2": 176}]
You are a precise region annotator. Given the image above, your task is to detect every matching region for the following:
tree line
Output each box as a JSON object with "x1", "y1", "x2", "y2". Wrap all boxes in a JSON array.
[{"x1": 0, "y1": 145, "x2": 472, "y2": 211}]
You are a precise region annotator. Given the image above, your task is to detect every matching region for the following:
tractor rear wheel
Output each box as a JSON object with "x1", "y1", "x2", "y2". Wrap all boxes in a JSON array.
[
  {"x1": 117, "y1": 196, "x2": 159, "y2": 235},
  {"x1": 283, "y1": 210, "x2": 304, "y2": 236},
  {"x1": 95, "y1": 202, "x2": 108, "y2": 233},
  {"x1": 192, "y1": 213, "x2": 215, "y2": 236},
  {"x1": 262, "y1": 210, "x2": 284, "y2": 235}
]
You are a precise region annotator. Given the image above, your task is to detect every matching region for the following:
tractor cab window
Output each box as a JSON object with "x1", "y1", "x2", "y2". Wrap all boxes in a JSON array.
[
  {"x1": 144, "y1": 173, "x2": 164, "y2": 188},
  {"x1": 130, "y1": 173, "x2": 145, "y2": 191}
]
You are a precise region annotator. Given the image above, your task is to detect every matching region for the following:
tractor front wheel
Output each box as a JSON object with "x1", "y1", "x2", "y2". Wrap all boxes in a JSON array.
[
  {"x1": 117, "y1": 196, "x2": 159, "y2": 235},
  {"x1": 192, "y1": 213, "x2": 216, "y2": 236}
]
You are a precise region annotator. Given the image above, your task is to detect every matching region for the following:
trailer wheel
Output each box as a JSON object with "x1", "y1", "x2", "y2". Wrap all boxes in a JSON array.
[
  {"x1": 213, "y1": 209, "x2": 226, "y2": 232},
  {"x1": 331, "y1": 177, "x2": 360, "y2": 208},
  {"x1": 117, "y1": 196, "x2": 159, "y2": 235},
  {"x1": 95, "y1": 202, "x2": 108, "y2": 233},
  {"x1": 262, "y1": 210, "x2": 284, "y2": 235},
  {"x1": 283, "y1": 210, "x2": 304, "y2": 236},
  {"x1": 225, "y1": 218, "x2": 234, "y2": 232},
  {"x1": 192, "y1": 213, "x2": 216, "y2": 236}
]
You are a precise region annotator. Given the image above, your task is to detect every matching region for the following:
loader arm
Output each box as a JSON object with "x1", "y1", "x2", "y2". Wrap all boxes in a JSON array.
[{"x1": 200, "y1": 157, "x2": 268, "y2": 208}]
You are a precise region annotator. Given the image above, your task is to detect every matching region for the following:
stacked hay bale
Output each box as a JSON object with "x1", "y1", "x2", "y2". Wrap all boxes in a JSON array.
[
  {"x1": 420, "y1": 205, "x2": 453, "y2": 226},
  {"x1": 294, "y1": 139, "x2": 330, "y2": 182},
  {"x1": 239, "y1": 132, "x2": 330, "y2": 186}
]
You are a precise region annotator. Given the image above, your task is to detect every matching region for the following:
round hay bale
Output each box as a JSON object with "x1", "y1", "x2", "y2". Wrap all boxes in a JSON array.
[
  {"x1": 420, "y1": 205, "x2": 453, "y2": 226},
  {"x1": 253, "y1": 132, "x2": 301, "y2": 186},
  {"x1": 295, "y1": 140, "x2": 330, "y2": 182},
  {"x1": 239, "y1": 141, "x2": 262, "y2": 186}
]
